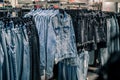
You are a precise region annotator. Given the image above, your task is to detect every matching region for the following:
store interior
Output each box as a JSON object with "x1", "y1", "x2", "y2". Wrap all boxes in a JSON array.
[{"x1": 0, "y1": 0, "x2": 120, "y2": 80}]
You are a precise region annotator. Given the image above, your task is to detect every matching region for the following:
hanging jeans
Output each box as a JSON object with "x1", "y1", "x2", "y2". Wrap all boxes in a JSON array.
[
  {"x1": 88, "y1": 50, "x2": 95, "y2": 65},
  {"x1": 77, "y1": 51, "x2": 89, "y2": 80},
  {"x1": 58, "y1": 58, "x2": 78, "y2": 80},
  {"x1": 0, "y1": 41, "x2": 4, "y2": 80},
  {"x1": 99, "y1": 48, "x2": 109, "y2": 65},
  {"x1": 0, "y1": 29, "x2": 10, "y2": 80},
  {"x1": 0, "y1": 22, "x2": 31, "y2": 80},
  {"x1": 25, "y1": 20, "x2": 41, "y2": 80},
  {"x1": 58, "y1": 51, "x2": 89, "y2": 80}
]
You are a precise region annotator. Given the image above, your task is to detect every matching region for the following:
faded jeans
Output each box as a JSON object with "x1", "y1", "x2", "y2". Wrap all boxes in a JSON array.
[{"x1": 58, "y1": 50, "x2": 89, "y2": 80}]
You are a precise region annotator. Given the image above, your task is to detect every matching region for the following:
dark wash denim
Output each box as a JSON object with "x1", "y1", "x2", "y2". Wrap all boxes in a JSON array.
[
  {"x1": 25, "y1": 20, "x2": 40, "y2": 80},
  {"x1": 65, "y1": 10, "x2": 108, "y2": 51}
]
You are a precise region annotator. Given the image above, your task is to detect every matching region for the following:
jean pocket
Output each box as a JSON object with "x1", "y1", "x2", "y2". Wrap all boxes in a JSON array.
[
  {"x1": 54, "y1": 27, "x2": 61, "y2": 36},
  {"x1": 63, "y1": 26, "x2": 70, "y2": 33}
]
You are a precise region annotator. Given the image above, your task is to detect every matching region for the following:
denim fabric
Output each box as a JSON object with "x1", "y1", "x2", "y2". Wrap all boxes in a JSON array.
[
  {"x1": 77, "y1": 50, "x2": 89, "y2": 80},
  {"x1": 114, "y1": 16, "x2": 120, "y2": 52},
  {"x1": 57, "y1": 50, "x2": 89, "y2": 80},
  {"x1": 5, "y1": 27, "x2": 17, "y2": 80},
  {"x1": 58, "y1": 59, "x2": 78, "y2": 80},
  {"x1": 4, "y1": 22, "x2": 30, "y2": 80},
  {"x1": 99, "y1": 48, "x2": 109, "y2": 65},
  {"x1": 98, "y1": 16, "x2": 120, "y2": 65},
  {"x1": 0, "y1": 21, "x2": 4, "y2": 80},
  {"x1": 21, "y1": 26, "x2": 30, "y2": 80},
  {"x1": 34, "y1": 16, "x2": 46, "y2": 76},
  {"x1": 95, "y1": 18, "x2": 107, "y2": 44},
  {"x1": 0, "y1": 37, "x2": 4, "y2": 80},
  {"x1": 46, "y1": 15, "x2": 57, "y2": 78},
  {"x1": 108, "y1": 17, "x2": 116, "y2": 54},
  {"x1": 25, "y1": 20, "x2": 40, "y2": 80},
  {"x1": 0, "y1": 18, "x2": 34, "y2": 80},
  {"x1": 107, "y1": 16, "x2": 120, "y2": 54},
  {"x1": 54, "y1": 12, "x2": 77, "y2": 62},
  {"x1": 1, "y1": 29, "x2": 10, "y2": 80},
  {"x1": 32, "y1": 10, "x2": 77, "y2": 78},
  {"x1": 88, "y1": 50, "x2": 94, "y2": 65}
]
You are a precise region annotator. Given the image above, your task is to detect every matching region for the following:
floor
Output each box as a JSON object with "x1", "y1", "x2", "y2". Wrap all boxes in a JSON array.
[
  {"x1": 87, "y1": 67, "x2": 98, "y2": 80},
  {"x1": 87, "y1": 72, "x2": 98, "y2": 80}
]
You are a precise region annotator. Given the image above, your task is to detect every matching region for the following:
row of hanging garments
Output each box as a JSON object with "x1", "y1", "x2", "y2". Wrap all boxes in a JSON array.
[
  {"x1": 0, "y1": 17, "x2": 40, "y2": 80},
  {"x1": 65, "y1": 9, "x2": 120, "y2": 66},
  {"x1": 1, "y1": 8, "x2": 120, "y2": 80},
  {"x1": 25, "y1": 9, "x2": 89, "y2": 80}
]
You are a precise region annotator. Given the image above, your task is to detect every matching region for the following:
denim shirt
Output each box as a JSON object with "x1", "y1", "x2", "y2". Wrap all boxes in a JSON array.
[{"x1": 53, "y1": 12, "x2": 77, "y2": 63}]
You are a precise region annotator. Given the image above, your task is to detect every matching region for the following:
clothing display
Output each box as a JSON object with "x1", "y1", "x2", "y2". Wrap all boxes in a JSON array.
[
  {"x1": 25, "y1": 9, "x2": 79, "y2": 79},
  {"x1": 0, "y1": 17, "x2": 40, "y2": 80},
  {"x1": 66, "y1": 10, "x2": 120, "y2": 65},
  {"x1": 0, "y1": 5, "x2": 120, "y2": 80}
]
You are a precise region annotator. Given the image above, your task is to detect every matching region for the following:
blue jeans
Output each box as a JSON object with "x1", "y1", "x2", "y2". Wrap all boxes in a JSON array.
[
  {"x1": 21, "y1": 26, "x2": 30, "y2": 80},
  {"x1": 88, "y1": 50, "x2": 94, "y2": 65},
  {"x1": 99, "y1": 48, "x2": 109, "y2": 65},
  {"x1": 58, "y1": 51, "x2": 89, "y2": 80},
  {"x1": 108, "y1": 17, "x2": 120, "y2": 54},
  {"x1": 12, "y1": 26, "x2": 30, "y2": 80},
  {"x1": 0, "y1": 24, "x2": 30, "y2": 80},
  {"x1": 0, "y1": 37, "x2": 4, "y2": 80},
  {"x1": 58, "y1": 60, "x2": 78, "y2": 80},
  {"x1": 77, "y1": 51, "x2": 89, "y2": 80},
  {"x1": 1, "y1": 29, "x2": 10, "y2": 80}
]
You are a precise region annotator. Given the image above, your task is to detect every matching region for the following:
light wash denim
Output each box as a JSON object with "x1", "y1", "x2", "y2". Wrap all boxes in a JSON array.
[
  {"x1": 77, "y1": 50, "x2": 89, "y2": 80},
  {"x1": 34, "y1": 10, "x2": 77, "y2": 77},
  {"x1": 27, "y1": 10, "x2": 78, "y2": 78},
  {"x1": 34, "y1": 13, "x2": 47, "y2": 77},
  {"x1": 46, "y1": 15, "x2": 57, "y2": 78},
  {"x1": 54, "y1": 12, "x2": 77, "y2": 62},
  {"x1": 52, "y1": 12, "x2": 77, "y2": 78},
  {"x1": 106, "y1": 18, "x2": 111, "y2": 54}
]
